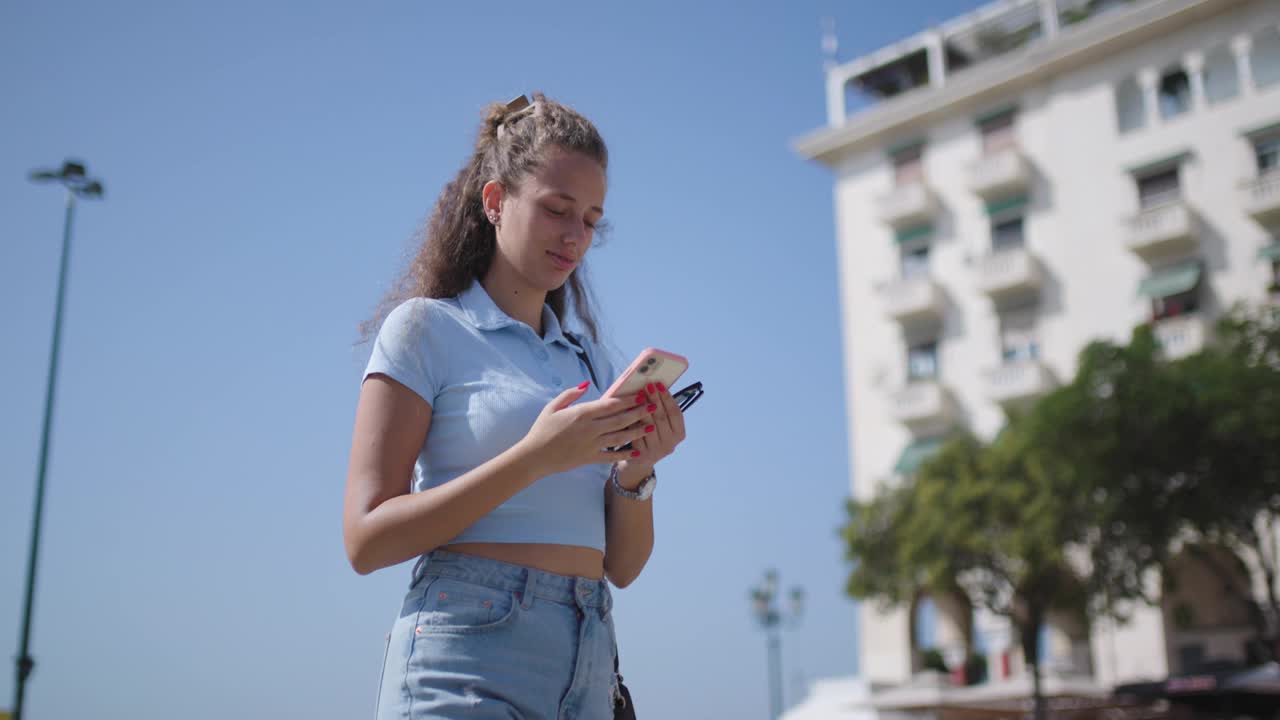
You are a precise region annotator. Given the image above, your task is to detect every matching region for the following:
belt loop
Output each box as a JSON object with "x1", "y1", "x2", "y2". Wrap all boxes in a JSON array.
[
  {"x1": 410, "y1": 553, "x2": 431, "y2": 589},
  {"x1": 520, "y1": 569, "x2": 536, "y2": 610},
  {"x1": 599, "y1": 582, "x2": 611, "y2": 619}
]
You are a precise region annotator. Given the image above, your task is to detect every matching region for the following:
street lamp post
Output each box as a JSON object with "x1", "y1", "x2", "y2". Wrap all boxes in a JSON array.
[
  {"x1": 750, "y1": 569, "x2": 805, "y2": 720},
  {"x1": 14, "y1": 160, "x2": 104, "y2": 720}
]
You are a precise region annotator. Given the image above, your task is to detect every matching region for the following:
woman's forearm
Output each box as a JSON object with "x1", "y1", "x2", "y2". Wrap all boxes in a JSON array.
[
  {"x1": 345, "y1": 440, "x2": 547, "y2": 575},
  {"x1": 603, "y1": 462, "x2": 656, "y2": 588}
]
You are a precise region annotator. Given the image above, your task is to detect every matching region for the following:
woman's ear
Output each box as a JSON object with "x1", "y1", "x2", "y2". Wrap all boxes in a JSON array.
[{"x1": 481, "y1": 180, "x2": 505, "y2": 224}]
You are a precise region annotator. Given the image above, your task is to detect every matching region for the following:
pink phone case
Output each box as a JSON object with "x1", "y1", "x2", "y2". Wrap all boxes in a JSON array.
[{"x1": 603, "y1": 348, "x2": 689, "y2": 399}]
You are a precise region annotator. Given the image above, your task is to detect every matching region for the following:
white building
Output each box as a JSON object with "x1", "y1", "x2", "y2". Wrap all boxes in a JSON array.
[{"x1": 796, "y1": 0, "x2": 1280, "y2": 714}]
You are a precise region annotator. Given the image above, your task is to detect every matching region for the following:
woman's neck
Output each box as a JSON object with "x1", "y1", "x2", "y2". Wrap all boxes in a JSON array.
[{"x1": 480, "y1": 261, "x2": 547, "y2": 336}]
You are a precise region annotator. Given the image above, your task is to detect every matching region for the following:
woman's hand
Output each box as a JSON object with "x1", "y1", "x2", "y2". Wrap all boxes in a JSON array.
[
  {"x1": 613, "y1": 381, "x2": 685, "y2": 488},
  {"x1": 519, "y1": 382, "x2": 655, "y2": 476}
]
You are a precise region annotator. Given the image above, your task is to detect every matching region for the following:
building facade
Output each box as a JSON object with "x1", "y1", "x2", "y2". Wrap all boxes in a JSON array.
[{"x1": 796, "y1": 0, "x2": 1280, "y2": 702}]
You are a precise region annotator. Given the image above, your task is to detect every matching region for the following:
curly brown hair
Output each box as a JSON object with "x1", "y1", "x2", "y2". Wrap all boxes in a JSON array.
[{"x1": 363, "y1": 93, "x2": 609, "y2": 342}]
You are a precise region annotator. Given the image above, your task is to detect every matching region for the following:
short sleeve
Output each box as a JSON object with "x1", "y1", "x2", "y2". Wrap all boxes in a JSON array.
[{"x1": 363, "y1": 298, "x2": 443, "y2": 405}]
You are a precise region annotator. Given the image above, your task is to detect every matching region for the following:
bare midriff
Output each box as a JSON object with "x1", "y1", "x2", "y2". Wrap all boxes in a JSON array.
[{"x1": 440, "y1": 542, "x2": 606, "y2": 580}]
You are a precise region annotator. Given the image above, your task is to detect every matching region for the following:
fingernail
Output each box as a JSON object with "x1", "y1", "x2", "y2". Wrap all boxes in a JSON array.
[
  {"x1": 657, "y1": 382, "x2": 666, "y2": 392},
  {"x1": 634, "y1": 392, "x2": 646, "y2": 404},
  {"x1": 630, "y1": 450, "x2": 641, "y2": 457},
  {"x1": 645, "y1": 425, "x2": 655, "y2": 433},
  {"x1": 647, "y1": 404, "x2": 657, "y2": 412},
  {"x1": 577, "y1": 381, "x2": 590, "y2": 390},
  {"x1": 646, "y1": 383, "x2": 655, "y2": 394}
]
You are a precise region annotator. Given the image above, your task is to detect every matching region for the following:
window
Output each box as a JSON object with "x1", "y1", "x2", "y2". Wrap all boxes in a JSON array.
[
  {"x1": 1115, "y1": 75, "x2": 1146, "y2": 134},
  {"x1": 907, "y1": 342, "x2": 939, "y2": 382},
  {"x1": 978, "y1": 110, "x2": 1017, "y2": 154},
  {"x1": 1203, "y1": 45, "x2": 1239, "y2": 106},
  {"x1": 1152, "y1": 288, "x2": 1200, "y2": 321},
  {"x1": 1255, "y1": 135, "x2": 1280, "y2": 173},
  {"x1": 892, "y1": 144, "x2": 925, "y2": 185},
  {"x1": 1158, "y1": 69, "x2": 1191, "y2": 120},
  {"x1": 991, "y1": 215, "x2": 1026, "y2": 251},
  {"x1": 901, "y1": 244, "x2": 931, "y2": 279},
  {"x1": 1253, "y1": 28, "x2": 1280, "y2": 91},
  {"x1": 1137, "y1": 167, "x2": 1181, "y2": 209},
  {"x1": 1000, "y1": 311, "x2": 1039, "y2": 363}
]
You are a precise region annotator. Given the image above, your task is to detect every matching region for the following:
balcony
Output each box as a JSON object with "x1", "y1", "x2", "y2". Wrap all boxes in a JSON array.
[
  {"x1": 983, "y1": 360, "x2": 1056, "y2": 408},
  {"x1": 1125, "y1": 200, "x2": 1197, "y2": 259},
  {"x1": 890, "y1": 380, "x2": 956, "y2": 431},
  {"x1": 881, "y1": 275, "x2": 945, "y2": 324},
  {"x1": 975, "y1": 246, "x2": 1042, "y2": 299},
  {"x1": 877, "y1": 182, "x2": 939, "y2": 228},
  {"x1": 968, "y1": 147, "x2": 1032, "y2": 198},
  {"x1": 1153, "y1": 313, "x2": 1210, "y2": 360},
  {"x1": 1239, "y1": 171, "x2": 1280, "y2": 222}
]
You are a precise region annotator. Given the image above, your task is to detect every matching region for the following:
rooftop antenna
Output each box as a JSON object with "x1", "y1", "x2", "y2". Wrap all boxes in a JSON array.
[{"x1": 821, "y1": 17, "x2": 838, "y2": 71}]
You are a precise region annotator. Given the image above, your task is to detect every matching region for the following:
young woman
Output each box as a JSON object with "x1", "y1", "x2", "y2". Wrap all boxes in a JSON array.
[{"x1": 344, "y1": 94, "x2": 686, "y2": 719}]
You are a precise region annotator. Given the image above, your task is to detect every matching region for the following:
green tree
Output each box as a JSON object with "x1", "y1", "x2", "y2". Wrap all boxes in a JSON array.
[
  {"x1": 841, "y1": 303, "x2": 1280, "y2": 719},
  {"x1": 1033, "y1": 304, "x2": 1280, "y2": 659},
  {"x1": 843, "y1": 429, "x2": 1097, "y2": 720}
]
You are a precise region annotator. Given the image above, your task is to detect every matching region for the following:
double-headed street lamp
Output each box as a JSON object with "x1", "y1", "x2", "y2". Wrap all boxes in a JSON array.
[
  {"x1": 14, "y1": 160, "x2": 105, "y2": 720},
  {"x1": 750, "y1": 569, "x2": 805, "y2": 720}
]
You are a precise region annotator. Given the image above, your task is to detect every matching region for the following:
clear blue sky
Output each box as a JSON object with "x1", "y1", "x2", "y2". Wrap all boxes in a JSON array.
[{"x1": 1, "y1": 2, "x2": 980, "y2": 718}]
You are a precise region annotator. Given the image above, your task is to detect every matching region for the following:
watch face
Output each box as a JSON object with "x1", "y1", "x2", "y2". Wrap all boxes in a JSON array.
[{"x1": 636, "y1": 474, "x2": 656, "y2": 500}]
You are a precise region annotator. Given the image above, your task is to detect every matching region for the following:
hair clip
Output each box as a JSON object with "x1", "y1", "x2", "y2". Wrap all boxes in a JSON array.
[{"x1": 497, "y1": 95, "x2": 535, "y2": 140}]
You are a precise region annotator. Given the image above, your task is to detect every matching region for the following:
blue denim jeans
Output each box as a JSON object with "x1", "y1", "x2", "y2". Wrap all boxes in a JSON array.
[{"x1": 375, "y1": 550, "x2": 618, "y2": 719}]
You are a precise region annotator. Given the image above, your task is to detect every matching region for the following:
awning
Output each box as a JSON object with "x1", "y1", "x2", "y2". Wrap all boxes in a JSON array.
[
  {"x1": 1260, "y1": 242, "x2": 1280, "y2": 261},
  {"x1": 974, "y1": 105, "x2": 1017, "y2": 126},
  {"x1": 895, "y1": 436, "x2": 947, "y2": 476},
  {"x1": 895, "y1": 223, "x2": 934, "y2": 244},
  {"x1": 1125, "y1": 149, "x2": 1192, "y2": 177},
  {"x1": 1240, "y1": 119, "x2": 1280, "y2": 140},
  {"x1": 1138, "y1": 260, "x2": 1202, "y2": 299},
  {"x1": 887, "y1": 137, "x2": 926, "y2": 157},
  {"x1": 984, "y1": 194, "x2": 1029, "y2": 217}
]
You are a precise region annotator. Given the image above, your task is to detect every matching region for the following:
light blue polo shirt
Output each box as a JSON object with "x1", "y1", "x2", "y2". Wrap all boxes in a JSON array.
[{"x1": 363, "y1": 279, "x2": 620, "y2": 552}]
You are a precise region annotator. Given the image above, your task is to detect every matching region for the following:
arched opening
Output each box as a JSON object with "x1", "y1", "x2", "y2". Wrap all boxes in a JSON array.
[
  {"x1": 909, "y1": 590, "x2": 975, "y2": 676},
  {"x1": 1161, "y1": 544, "x2": 1257, "y2": 674},
  {"x1": 1114, "y1": 74, "x2": 1145, "y2": 134}
]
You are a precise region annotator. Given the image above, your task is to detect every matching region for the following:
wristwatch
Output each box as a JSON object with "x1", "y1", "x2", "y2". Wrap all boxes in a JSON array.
[{"x1": 611, "y1": 464, "x2": 657, "y2": 501}]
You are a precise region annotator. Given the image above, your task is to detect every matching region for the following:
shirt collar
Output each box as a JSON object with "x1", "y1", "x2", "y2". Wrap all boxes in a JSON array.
[{"x1": 457, "y1": 279, "x2": 574, "y2": 349}]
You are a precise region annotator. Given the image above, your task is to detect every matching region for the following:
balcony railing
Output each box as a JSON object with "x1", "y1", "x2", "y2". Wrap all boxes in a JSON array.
[
  {"x1": 1239, "y1": 171, "x2": 1280, "y2": 222},
  {"x1": 1125, "y1": 199, "x2": 1197, "y2": 259},
  {"x1": 881, "y1": 275, "x2": 945, "y2": 324},
  {"x1": 877, "y1": 181, "x2": 939, "y2": 228},
  {"x1": 890, "y1": 380, "x2": 956, "y2": 431},
  {"x1": 968, "y1": 147, "x2": 1032, "y2": 198},
  {"x1": 1153, "y1": 313, "x2": 1210, "y2": 360},
  {"x1": 983, "y1": 360, "x2": 1056, "y2": 408},
  {"x1": 975, "y1": 246, "x2": 1042, "y2": 298}
]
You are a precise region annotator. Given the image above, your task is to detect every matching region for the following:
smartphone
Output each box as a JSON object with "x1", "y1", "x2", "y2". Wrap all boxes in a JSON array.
[{"x1": 603, "y1": 348, "x2": 689, "y2": 400}]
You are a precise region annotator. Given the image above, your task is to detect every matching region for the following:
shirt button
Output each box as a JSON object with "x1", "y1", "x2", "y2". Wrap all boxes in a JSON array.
[{"x1": 538, "y1": 349, "x2": 550, "y2": 361}]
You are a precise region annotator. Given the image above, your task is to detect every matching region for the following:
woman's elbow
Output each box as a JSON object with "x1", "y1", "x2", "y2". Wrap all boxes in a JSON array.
[{"x1": 343, "y1": 521, "x2": 381, "y2": 576}]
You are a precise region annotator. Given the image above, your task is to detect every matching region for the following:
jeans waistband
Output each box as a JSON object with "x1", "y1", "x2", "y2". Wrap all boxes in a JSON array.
[{"x1": 413, "y1": 550, "x2": 612, "y2": 612}]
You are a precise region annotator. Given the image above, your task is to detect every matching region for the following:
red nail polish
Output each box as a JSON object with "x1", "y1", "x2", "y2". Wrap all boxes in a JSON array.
[
  {"x1": 630, "y1": 450, "x2": 641, "y2": 457},
  {"x1": 634, "y1": 392, "x2": 646, "y2": 404},
  {"x1": 577, "y1": 381, "x2": 590, "y2": 390},
  {"x1": 645, "y1": 425, "x2": 655, "y2": 433},
  {"x1": 646, "y1": 383, "x2": 655, "y2": 394},
  {"x1": 646, "y1": 404, "x2": 657, "y2": 413},
  {"x1": 659, "y1": 383, "x2": 667, "y2": 392}
]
